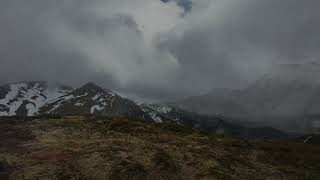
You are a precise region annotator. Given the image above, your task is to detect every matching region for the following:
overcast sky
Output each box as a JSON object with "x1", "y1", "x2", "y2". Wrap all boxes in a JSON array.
[{"x1": 1, "y1": 0, "x2": 320, "y2": 101}]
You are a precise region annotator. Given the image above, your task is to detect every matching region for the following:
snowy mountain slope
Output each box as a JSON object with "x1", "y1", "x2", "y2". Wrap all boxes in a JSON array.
[
  {"x1": 0, "y1": 81, "x2": 73, "y2": 116},
  {"x1": 140, "y1": 104, "x2": 174, "y2": 123},
  {"x1": 0, "y1": 81, "x2": 288, "y2": 139},
  {"x1": 0, "y1": 81, "x2": 151, "y2": 120},
  {"x1": 141, "y1": 103, "x2": 288, "y2": 139},
  {"x1": 140, "y1": 103, "x2": 220, "y2": 127},
  {"x1": 39, "y1": 83, "x2": 151, "y2": 120}
]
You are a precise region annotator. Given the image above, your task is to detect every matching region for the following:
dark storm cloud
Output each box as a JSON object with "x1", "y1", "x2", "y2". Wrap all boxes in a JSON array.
[
  {"x1": 0, "y1": 0, "x2": 104, "y2": 85},
  {"x1": 161, "y1": 0, "x2": 320, "y2": 91},
  {"x1": 0, "y1": 0, "x2": 183, "y2": 99},
  {"x1": 0, "y1": 0, "x2": 319, "y2": 101}
]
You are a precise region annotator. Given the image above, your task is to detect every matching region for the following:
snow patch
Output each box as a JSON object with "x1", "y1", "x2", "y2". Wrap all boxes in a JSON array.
[
  {"x1": 150, "y1": 112, "x2": 163, "y2": 123},
  {"x1": 92, "y1": 94, "x2": 100, "y2": 101},
  {"x1": 75, "y1": 102, "x2": 84, "y2": 107},
  {"x1": 155, "y1": 105, "x2": 172, "y2": 114},
  {"x1": 0, "y1": 82, "x2": 73, "y2": 116},
  {"x1": 0, "y1": 83, "x2": 27, "y2": 116},
  {"x1": 47, "y1": 95, "x2": 75, "y2": 113},
  {"x1": 140, "y1": 104, "x2": 174, "y2": 123},
  {"x1": 90, "y1": 105, "x2": 105, "y2": 113}
]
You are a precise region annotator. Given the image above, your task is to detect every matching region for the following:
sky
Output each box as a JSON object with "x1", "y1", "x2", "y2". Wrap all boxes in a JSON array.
[{"x1": 0, "y1": 0, "x2": 320, "y2": 102}]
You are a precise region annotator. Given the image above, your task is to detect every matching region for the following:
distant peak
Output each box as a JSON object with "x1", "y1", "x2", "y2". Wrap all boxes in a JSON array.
[
  {"x1": 79, "y1": 82, "x2": 114, "y2": 95},
  {"x1": 81, "y1": 82, "x2": 101, "y2": 89}
]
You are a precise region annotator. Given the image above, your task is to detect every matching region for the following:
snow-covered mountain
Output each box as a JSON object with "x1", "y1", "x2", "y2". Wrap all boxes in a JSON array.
[
  {"x1": 140, "y1": 103, "x2": 219, "y2": 127},
  {"x1": 39, "y1": 83, "x2": 149, "y2": 120},
  {"x1": 0, "y1": 81, "x2": 73, "y2": 116},
  {"x1": 0, "y1": 81, "x2": 289, "y2": 139},
  {"x1": 140, "y1": 103, "x2": 288, "y2": 139},
  {"x1": 140, "y1": 103, "x2": 215, "y2": 126},
  {"x1": 0, "y1": 82, "x2": 150, "y2": 120},
  {"x1": 140, "y1": 104, "x2": 174, "y2": 123}
]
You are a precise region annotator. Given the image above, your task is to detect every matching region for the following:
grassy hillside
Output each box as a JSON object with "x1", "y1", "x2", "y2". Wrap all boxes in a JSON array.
[{"x1": 0, "y1": 116, "x2": 319, "y2": 180}]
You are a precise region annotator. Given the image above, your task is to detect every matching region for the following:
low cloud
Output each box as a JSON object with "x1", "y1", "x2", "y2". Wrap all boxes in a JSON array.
[{"x1": 0, "y1": 0, "x2": 319, "y2": 101}]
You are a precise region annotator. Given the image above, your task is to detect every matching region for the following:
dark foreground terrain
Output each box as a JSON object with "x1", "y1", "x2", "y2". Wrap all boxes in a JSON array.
[{"x1": 0, "y1": 117, "x2": 319, "y2": 180}]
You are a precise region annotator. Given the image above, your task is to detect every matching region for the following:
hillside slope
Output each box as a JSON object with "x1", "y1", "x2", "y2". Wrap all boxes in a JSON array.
[
  {"x1": 39, "y1": 83, "x2": 149, "y2": 120},
  {"x1": 0, "y1": 82, "x2": 151, "y2": 121},
  {"x1": 0, "y1": 81, "x2": 73, "y2": 116},
  {"x1": 0, "y1": 116, "x2": 319, "y2": 179}
]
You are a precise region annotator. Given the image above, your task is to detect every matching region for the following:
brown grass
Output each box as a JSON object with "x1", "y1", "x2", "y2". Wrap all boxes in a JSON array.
[{"x1": 0, "y1": 117, "x2": 319, "y2": 179}]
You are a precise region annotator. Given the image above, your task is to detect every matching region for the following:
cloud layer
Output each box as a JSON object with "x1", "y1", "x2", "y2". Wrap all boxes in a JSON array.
[{"x1": 0, "y1": 0, "x2": 319, "y2": 101}]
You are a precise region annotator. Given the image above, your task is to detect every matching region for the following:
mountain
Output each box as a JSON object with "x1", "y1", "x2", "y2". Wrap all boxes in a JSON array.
[
  {"x1": 39, "y1": 83, "x2": 150, "y2": 120},
  {"x1": 141, "y1": 104, "x2": 288, "y2": 139},
  {"x1": 140, "y1": 104, "x2": 177, "y2": 123},
  {"x1": 239, "y1": 63, "x2": 320, "y2": 132},
  {"x1": 241, "y1": 65, "x2": 320, "y2": 116},
  {"x1": 141, "y1": 103, "x2": 222, "y2": 127},
  {"x1": 0, "y1": 81, "x2": 73, "y2": 116},
  {"x1": 175, "y1": 63, "x2": 320, "y2": 133},
  {"x1": 0, "y1": 82, "x2": 150, "y2": 121},
  {"x1": 0, "y1": 81, "x2": 296, "y2": 138},
  {"x1": 175, "y1": 88, "x2": 250, "y2": 120}
]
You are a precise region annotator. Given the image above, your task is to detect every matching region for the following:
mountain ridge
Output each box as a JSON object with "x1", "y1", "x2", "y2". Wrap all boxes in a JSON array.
[
  {"x1": 0, "y1": 81, "x2": 150, "y2": 121},
  {"x1": 0, "y1": 81, "x2": 73, "y2": 116},
  {"x1": 39, "y1": 82, "x2": 150, "y2": 120},
  {"x1": 0, "y1": 81, "x2": 290, "y2": 139}
]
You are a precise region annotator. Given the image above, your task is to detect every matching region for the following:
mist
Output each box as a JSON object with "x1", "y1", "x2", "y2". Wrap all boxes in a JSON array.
[{"x1": 0, "y1": 0, "x2": 320, "y2": 102}]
